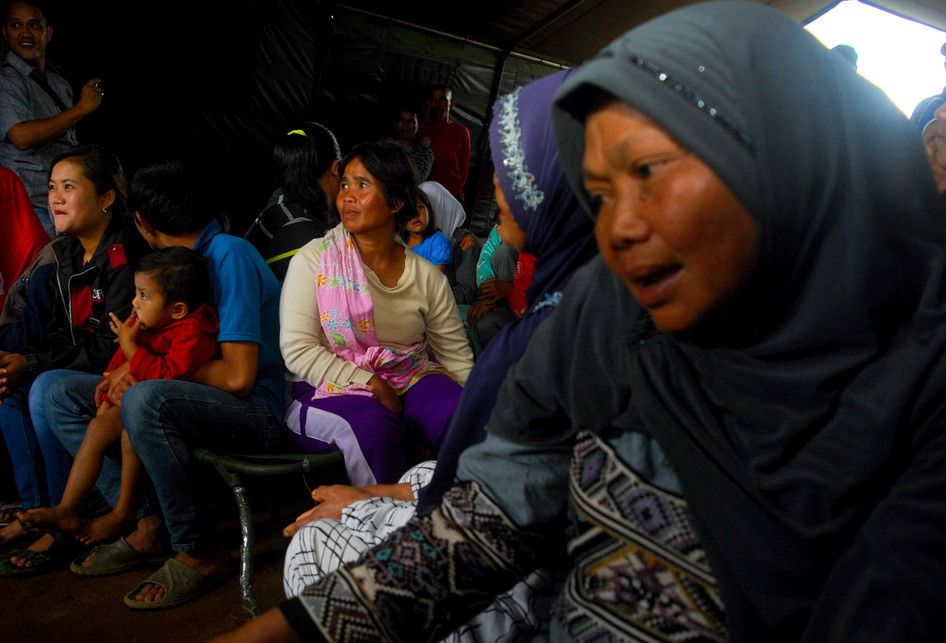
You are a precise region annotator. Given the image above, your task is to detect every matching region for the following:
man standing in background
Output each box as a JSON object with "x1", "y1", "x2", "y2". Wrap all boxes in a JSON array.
[
  {"x1": 418, "y1": 85, "x2": 469, "y2": 206},
  {"x1": 0, "y1": 1, "x2": 103, "y2": 237}
]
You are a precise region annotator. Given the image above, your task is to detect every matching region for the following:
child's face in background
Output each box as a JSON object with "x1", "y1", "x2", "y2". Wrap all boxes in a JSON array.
[
  {"x1": 405, "y1": 199, "x2": 429, "y2": 236},
  {"x1": 131, "y1": 271, "x2": 178, "y2": 331}
]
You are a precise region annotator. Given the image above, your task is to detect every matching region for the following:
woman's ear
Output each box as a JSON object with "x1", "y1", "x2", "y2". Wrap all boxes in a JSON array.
[
  {"x1": 99, "y1": 188, "x2": 116, "y2": 212},
  {"x1": 390, "y1": 198, "x2": 404, "y2": 213}
]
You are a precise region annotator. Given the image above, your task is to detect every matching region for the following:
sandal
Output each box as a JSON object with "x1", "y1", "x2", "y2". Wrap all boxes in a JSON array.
[
  {"x1": 0, "y1": 519, "x2": 43, "y2": 554},
  {"x1": 123, "y1": 558, "x2": 236, "y2": 610},
  {"x1": 0, "y1": 529, "x2": 91, "y2": 578},
  {"x1": 71, "y1": 537, "x2": 169, "y2": 577}
]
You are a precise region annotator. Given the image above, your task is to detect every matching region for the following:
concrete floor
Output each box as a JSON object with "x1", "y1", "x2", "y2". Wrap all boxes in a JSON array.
[{"x1": 0, "y1": 469, "x2": 340, "y2": 642}]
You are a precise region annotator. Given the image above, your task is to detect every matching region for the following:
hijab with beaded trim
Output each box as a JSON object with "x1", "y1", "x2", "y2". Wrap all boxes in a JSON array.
[
  {"x1": 417, "y1": 69, "x2": 597, "y2": 514},
  {"x1": 550, "y1": 1, "x2": 946, "y2": 639},
  {"x1": 490, "y1": 68, "x2": 598, "y2": 309}
]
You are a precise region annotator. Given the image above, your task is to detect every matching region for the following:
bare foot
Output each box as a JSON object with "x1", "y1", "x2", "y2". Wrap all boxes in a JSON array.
[
  {"x1": 9, "y1": 532, "x2": 55, "y2": 568},
  {"x1": 16, "y1": 505, "x2": 83, "y2": 533},
  {"x1": 132, "y1": 544, "x2": 230, "y2": 603},
  {"x1": 0, "y1": 520, "x2": 27, "y2": 546},
  {"x1": 76, "y1": 509, "x2": 135, "y2": 545},
  {"x1": 0, "y1": 502, "x2": 23, "y2": 524},
  {"x1": 75, "y1": 514, "x2": 166, "y2": 571}
]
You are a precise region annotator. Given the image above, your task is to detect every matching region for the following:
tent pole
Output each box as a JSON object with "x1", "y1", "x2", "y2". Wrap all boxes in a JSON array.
[{"x1": 468, "y1": 49, "x2": 510, "y2": 234}]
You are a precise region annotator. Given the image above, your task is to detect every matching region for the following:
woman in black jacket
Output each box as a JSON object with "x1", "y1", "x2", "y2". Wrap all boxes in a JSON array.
[{"x1": 0, "y1": 145, "x2": 146, "y2": 561}]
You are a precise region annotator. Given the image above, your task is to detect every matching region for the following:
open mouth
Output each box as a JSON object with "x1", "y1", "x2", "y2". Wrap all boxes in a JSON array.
[
  {"x1": 634, "y1": 265, "x2": 679, "y2": 287},
  {"x1": 628, "y1": 264, "x2": 682, "y2": 307}
]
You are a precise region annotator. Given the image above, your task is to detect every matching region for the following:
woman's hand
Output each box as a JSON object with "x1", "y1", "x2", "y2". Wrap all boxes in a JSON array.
[
  {"x1": 0, "y1": 352, "x2": 26, "y2": 402},
  {"x1": 466, "y1": 299, "x2": 495, "y2": 325},
  {"x1": 368, "y1": 374, "x2": 401, "y2": 416},
  {"x1": 282, "y1": 485, "x2": 373, "y2": 537},
  {"x1": 475, "y1": 278, "x2": 512, "y2": 304}
]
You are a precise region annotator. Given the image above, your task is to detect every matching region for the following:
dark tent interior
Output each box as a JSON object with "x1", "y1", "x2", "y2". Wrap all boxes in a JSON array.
[
  {"x1": 9, "y1": 0, "x2": 946, "y2": 234},
  {"x1": 5, "y1": 1, "x2": 946, "y2": 640}
]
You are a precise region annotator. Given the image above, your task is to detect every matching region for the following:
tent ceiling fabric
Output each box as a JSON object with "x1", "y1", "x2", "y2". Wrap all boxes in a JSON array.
[{"x1": 337, "y1": 0, "x2": 946, "y2": 66}]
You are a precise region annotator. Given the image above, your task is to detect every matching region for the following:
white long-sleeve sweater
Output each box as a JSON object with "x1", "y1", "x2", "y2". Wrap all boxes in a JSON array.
[{"x1": 280, "y1": 238, "x2": 473, "y2": 388}]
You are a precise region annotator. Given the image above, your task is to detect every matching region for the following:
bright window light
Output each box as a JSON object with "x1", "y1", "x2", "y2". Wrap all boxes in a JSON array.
[{"x1": 805, "y1": 0, "x2": 946, "y2": 115}]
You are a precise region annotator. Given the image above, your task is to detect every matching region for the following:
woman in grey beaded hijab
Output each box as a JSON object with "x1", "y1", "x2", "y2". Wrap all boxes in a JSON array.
[{"x1": 549, "y1": 0, "x2": 946, "y2": 640}]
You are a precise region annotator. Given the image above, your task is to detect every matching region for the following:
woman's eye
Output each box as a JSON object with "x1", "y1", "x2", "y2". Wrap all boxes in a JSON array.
[
  {"x1": 588, "y1": 194, "x2": 607, "y2": 216},
  {"x1": 634, "y1": 164, "x2": 654, "y2": 179},
  {"x1": 360, "y1": 181, "x2": 368, "y2": 189}
]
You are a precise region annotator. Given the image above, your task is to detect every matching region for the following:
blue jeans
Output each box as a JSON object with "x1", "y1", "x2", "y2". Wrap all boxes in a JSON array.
[
  {"x1": 0, "y1": 370, "x2": 75, "y2": 507},
  {"x1": 43, "y1": 374, "x2": 286, "y2": 552}
]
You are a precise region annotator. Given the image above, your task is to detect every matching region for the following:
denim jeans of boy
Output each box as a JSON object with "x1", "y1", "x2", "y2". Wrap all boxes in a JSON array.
[{"x1": 42, "y1": 373, "x2": 285, "y2": 552}]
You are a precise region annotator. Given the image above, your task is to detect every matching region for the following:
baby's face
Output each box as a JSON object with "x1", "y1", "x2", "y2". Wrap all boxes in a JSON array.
[{"x1": 131, "y1": 271, "x2": 175, "y2": 331}]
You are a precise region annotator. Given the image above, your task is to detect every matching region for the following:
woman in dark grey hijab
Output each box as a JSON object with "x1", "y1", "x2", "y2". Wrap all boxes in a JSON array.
[
  {"x1": 548, "y1": 0, "x2": 946, "y2": 640},
  {"x1": 211, "y1": 3, "x2": 946, "y2": 641}
]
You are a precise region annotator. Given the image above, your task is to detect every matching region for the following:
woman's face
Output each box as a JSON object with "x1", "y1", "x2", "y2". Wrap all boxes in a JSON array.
[
  {"x1": 583, "y1": 101, "x2": 758, "y2": 334},
  {"x1": 405, "y1": 199, "x2": 429, "y2": 236},
  {"x1": 337, "y1": 157, "x2": 400, "y2": 236},
  {"x1": 492, "y1": 172, "x2": 526, "y2": 252},
  {"x1": 48, "y1": 159, "x2": 111, "y2": 237}
]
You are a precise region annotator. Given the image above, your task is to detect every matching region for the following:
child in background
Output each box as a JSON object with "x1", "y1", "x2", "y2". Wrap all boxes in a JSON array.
[
  {"x1": 18, "y1": 246, "x2": 218, "y2": 544},
  {"x1": 399, "y1": 189, "x2": 452, "y2": 272}
]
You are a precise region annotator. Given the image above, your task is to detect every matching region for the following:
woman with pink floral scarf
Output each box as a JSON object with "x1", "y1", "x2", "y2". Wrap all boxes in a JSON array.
[{"x1": 279, "y1": 140, "x2": 473, "y2": 487}]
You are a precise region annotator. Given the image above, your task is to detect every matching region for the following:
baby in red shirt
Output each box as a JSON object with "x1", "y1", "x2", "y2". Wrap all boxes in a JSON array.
[{"x1": 19, "y1": 246, "x2": 218, "y2": 544}]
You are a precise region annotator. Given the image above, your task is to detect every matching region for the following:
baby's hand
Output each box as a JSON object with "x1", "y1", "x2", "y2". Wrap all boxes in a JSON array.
[{"x1": 109, "y1": 312, "x2": 139, "y2": 343}]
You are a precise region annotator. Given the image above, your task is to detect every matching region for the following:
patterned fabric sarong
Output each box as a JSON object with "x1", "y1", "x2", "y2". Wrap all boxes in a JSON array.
[
  {"x1": 314, "y1": 223, "x2": 450, "y2": 398},
  {"x1": 297, "y1": 481, "x2": 555, "y2": 642},
  {"x1": 285, "y1": 461, "x2": 555, "y2": 643},
  {"x1": 557, "y1": 431, "x2": 727, "y2": 642}
]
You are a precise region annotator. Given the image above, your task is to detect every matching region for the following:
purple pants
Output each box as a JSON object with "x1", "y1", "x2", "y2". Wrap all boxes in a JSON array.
[{"x1": 285, "y1": 374, "x2": 462, "y2": 485}]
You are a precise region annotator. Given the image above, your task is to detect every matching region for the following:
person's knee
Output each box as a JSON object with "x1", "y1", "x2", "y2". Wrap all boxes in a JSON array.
[
  {"x1": 118, "y1": 380, "x2": 173, "y2": 420},
  {"x1": 119, "y1": 380, "x2": 184, "y2": 446},
  {"x1": 118, "y1": 382, "x2": 157, "y2": 439},
  {"x1": 85, "y1": 413, "x2": 112, "y2": 442},
  {"x1": 364, "y1": 414, "x2": 409, "y2": 442},
  {"x1": 37, "y1": 372, "x2": 86, "y2": 414}
]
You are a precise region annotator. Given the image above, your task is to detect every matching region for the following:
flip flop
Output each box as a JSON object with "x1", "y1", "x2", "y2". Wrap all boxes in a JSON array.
[
  {"x1": 70, "y1": 536, "x2": 169, "y2": 577},
  {"x1": 123, "y1": 558, "x2": 236, "y2": 610},
  {"x1": 0, "y1": 520, "x2": 42, "y2": 554},
  {"x1": 0, "y1": 530, "x2": 91, "y2": 578}
]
